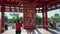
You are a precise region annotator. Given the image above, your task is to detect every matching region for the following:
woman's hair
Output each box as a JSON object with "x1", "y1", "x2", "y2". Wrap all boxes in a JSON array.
[
  {"x1": 17, "y1": 20, "x2": 19, "y2": 22},
  {"x1": 17, "y1": 20, "x2": 21, "y2": 23}
]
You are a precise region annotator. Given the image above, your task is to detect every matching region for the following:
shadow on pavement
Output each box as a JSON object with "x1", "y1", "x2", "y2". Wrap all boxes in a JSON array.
[
  {"x1": 35, "y1": 29, "x2": 41, "y2": 34},
  {"x1": 47, "y1": 29, "x2": 58, "y2": 34}
]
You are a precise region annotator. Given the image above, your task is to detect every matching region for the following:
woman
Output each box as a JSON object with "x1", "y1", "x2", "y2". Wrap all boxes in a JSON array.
[{"x1": 16, "y1": 20, "x2": 22, "y2": 34}]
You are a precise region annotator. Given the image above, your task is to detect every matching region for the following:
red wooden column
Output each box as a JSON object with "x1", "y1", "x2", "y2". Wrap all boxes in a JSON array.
[
  {"x1": 44, "y1": 5, "x2": 48, "y2": 30},
  {"x1": 42, "y1": 12, "x2": 45, "y2": 29},
  {"x1": 45, "y1": 12, "x2": 48, "y2": 30},
  {"x1": 42, "y1": 4, "x2": 48, "y2": 30},
  {"x1": 42, "y1": 4, "x2": 45, "y2": 29},
  {"x1": 1, "y1": 3, "x2": 5, "y2": 33},
  {"x1": 23, "y1": 3, "x2": 36, "y2": 31}
]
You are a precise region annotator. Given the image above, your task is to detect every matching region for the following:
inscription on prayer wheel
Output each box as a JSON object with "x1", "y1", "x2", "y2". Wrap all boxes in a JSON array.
[{"x1": 24, "y1": 4, "x2": 36, "y2": 30}]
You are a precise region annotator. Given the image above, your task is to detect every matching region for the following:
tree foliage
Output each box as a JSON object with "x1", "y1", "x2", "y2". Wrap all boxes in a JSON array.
[
  {"x1": 4, "y1": 13, "x2": 24, "y2": 24},
  {"x1": 4, "y1": 15, "x2": 8, "y2": 22},
  {"x1": 36, "y1": 15, "x2": 42, "y2": 24},
  {"x1": 51, "y1": 13, "x2": 60, "y2": 22}
]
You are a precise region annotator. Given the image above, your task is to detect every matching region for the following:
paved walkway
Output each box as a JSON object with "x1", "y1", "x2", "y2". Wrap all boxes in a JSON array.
[{"x1": 2, "y1": 28, "x2": 60, "y2": 34}]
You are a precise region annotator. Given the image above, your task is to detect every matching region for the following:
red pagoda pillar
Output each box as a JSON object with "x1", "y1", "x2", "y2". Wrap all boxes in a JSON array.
[
  {"x1": 44, "y1": 11, "x2": 48, "y2": 30},
  {"x1": 44, "y1": 5, "x2": 48, "y2": 30},
  {"x1": 42, "y1": 4, "x2": 48, "y2": 30},
  {"x1": 42, "y1": 11, "x2": 45, "y2": 29},
  {"x1": 42, "y1": 4, "x2": 46, "y2": 29},
  {"x1": 1, "y1": 3, "x2": 5, "y2": 33}
]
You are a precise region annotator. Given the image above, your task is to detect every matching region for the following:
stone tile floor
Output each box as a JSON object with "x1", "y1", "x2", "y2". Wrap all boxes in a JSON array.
[{"x1": 2, "y1": 28, "x2": 60, "y2": 34}]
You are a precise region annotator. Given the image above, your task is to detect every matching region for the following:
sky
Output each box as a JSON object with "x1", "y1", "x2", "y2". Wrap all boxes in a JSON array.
[
  {"x1": 47, "y1": 9, "x2": 60, "y2": 18},
  {"x1": 0, "y1": 9, "x2": 60, "y2": 19}
]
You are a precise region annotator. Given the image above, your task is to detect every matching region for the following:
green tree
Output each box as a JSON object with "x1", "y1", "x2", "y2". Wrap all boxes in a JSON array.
[
  {"x1": 8, "y1": 19, "x2": 13, "y2": 23},
  {"x1": 54, "y1": 13, "x2": 60, "y2": 22},
  {"x1": 4, "y1": 15, "x2": 8, "y2": 22},
  {"x1": 19, "y1": 17, "x2": 24, "y2": 24},
  {"x1": 50, "y1": 13, "x2": 60, "y2": 22},
  {"x1": 10, "y1": 13, "x2": 24, "y2": 23},
  {"x1": 58, "y1": 18, "x2": 60, "y2": 22},
  {"x1": 48, "y1": 18, "x2": 51, "y2": 23},
  {"x1": 54, "y1": 13, "x2": 59, "y2": 18},
  {"x1": 36, "y1": 15, "x2": 42, "y2": 24},
  {"x1": 10, "y1": 13, "x2": 19, "y2": 23}
]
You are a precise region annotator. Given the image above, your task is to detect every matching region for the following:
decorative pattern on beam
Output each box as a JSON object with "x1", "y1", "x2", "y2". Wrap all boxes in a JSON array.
[{"x1": 0, "y1": 6, "x2": 23, "y2": 12}]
